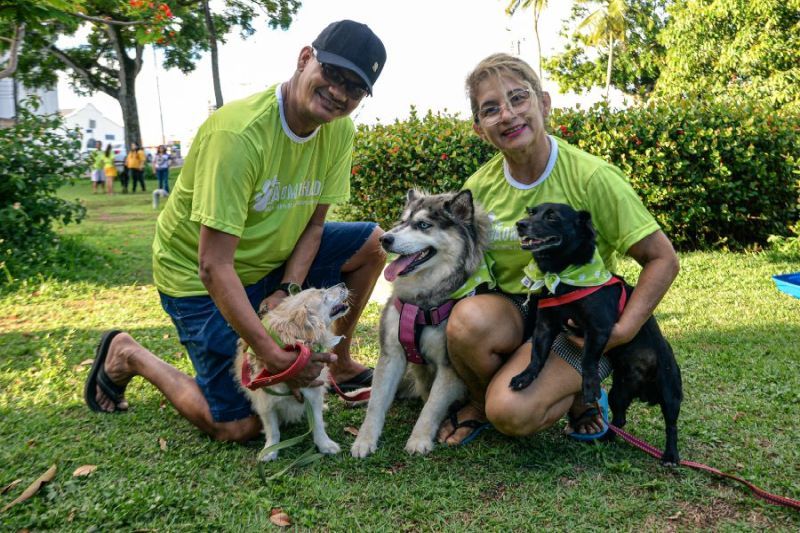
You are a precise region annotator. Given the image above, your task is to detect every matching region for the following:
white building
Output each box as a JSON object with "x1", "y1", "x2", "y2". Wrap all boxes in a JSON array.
[
  {"x1": 60, "y1": 103, "x2": 125, "y2": 151},
  {"x1": 0, "y1": 78, "x2": 59, "y2": 125}
]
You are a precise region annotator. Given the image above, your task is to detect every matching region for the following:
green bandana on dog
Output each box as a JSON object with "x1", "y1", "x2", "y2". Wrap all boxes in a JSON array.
[
  {"x1": 451, "y1": 255, "x2": 497, "y2": 299},
  {"x1": 521, "y1": 249, "x2": 611, "y2": 294}
]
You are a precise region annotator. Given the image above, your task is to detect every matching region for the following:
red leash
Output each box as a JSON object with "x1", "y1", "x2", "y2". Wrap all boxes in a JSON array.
[
  {"x1": 327, "y1": 375, "x2": 371, "y2": 402},
  {"x1": 608, "y1": 424, "x2": 800, "y2": 511},
  {"x1": 241, "y1": 342, "x2": 312, "y2": 390}
]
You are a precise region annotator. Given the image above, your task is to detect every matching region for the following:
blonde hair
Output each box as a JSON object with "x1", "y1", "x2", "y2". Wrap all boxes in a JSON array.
[{"x1": 465, "y1": 53, "x2": 544, "y2": 119}]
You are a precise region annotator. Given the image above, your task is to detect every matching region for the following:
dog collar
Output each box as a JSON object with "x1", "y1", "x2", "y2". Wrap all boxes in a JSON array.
[
  {"x1": 394, "y1": 298, "x2": 455, "y2": 364},
  {"x1": 393, "y1": 256, "x2": 494, "y2": 365},
  {"x1": 240, "y1": 319, "x2": 320, "y2": 391},
  {"x1": 537, "y1": 275, "x2": 627, "y2": 317},
  {"x1": 521, "y1": 250, "x2": 611, "y2": 294}
]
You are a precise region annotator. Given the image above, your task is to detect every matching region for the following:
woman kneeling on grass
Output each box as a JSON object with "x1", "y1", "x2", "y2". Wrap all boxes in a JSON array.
[{"x1": 437, "y1": 53, "x2": 680, "y2": 446}]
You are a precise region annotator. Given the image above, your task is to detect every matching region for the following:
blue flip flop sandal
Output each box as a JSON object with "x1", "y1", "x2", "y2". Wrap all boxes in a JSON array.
[
  {"x1": 567, "y1": 388, "x2": 609, "y2": 441},
  {"x1": 444, "y1": 402, "x2": 492, "y2": 446}
]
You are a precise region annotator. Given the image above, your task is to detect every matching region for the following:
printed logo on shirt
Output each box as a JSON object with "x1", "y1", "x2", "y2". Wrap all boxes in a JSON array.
[
  {"x1": 252, "y1": 176, "x2": 323, "y2": 212},
  {"x1": 487, "y1": 211, "x2": 520, "y2": 250}
]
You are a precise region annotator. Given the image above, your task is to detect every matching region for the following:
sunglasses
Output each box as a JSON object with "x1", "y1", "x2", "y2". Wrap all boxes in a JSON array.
[{"x1": 313, "y1": 52, "x2": 369, "y2": 100}]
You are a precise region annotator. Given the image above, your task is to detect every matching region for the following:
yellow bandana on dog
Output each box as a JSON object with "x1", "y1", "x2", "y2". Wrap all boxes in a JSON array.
[
  {"x1": 451, "y1": 255, "x2": 496, "y2": 299},
  {"x1": 521, "y1": 249, "x2": 611, "y2": 294}
]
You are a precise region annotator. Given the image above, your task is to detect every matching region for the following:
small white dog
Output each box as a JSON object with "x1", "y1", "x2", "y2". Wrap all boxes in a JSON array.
[
  {"x1": 234, "y1": 284, "x2": 349, "y2": 461},
  {"x1": 152, "y1": 188, "x2": 169, "y2": 209}
]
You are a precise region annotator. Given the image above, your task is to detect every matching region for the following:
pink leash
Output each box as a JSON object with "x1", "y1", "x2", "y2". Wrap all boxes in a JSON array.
[{"x1": 608, "y1": 424, "x2": 800, "y2": 511}]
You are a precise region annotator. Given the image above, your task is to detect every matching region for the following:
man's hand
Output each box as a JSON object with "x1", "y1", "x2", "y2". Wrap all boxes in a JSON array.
[
  {"x1": 260, "y1": 290, "x2": 288, "y2": 314},
  {"x1": 258, "y1": 342, "x2": 337, "y2": 390}
]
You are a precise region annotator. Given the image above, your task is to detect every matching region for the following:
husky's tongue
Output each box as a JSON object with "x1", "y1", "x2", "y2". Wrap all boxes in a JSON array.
[{"x1": 384, "y1": 252, "x2": 423, "y2": 282}]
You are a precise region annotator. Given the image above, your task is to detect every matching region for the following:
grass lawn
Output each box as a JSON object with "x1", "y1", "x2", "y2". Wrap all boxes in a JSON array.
[{"x1": 1, "y1": 176, "x2": 799, "y2": 530}]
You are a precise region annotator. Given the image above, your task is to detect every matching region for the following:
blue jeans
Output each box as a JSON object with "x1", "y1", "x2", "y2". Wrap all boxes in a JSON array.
[
  {"x1": 156, "y1": 168, "x2": 169, "y2": 192},
  {"x1": 159, "y1": 221, "x2": 376, "y2": 422}
]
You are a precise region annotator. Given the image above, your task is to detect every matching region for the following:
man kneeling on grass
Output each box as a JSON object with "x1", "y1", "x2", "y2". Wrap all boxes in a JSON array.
[{"x1": 83, "y1": 20, "x2": 387, "y2": 442}]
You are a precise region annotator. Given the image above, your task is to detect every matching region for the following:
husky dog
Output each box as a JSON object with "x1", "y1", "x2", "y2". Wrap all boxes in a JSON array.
[
  {"x1": 511, "y1": 203, "x2": 682, "y2": 465},
  {"x1": 352, "y1": 189, "x2": 490, "y2": 457},
  {"x1": 234, "y1": 284, "x2": 349, "y2": 461}
]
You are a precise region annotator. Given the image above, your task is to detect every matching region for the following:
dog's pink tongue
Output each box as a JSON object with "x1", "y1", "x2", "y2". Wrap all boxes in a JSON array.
[{"x1": 384, "y1": 254, "x2": 418, "y2": 282}]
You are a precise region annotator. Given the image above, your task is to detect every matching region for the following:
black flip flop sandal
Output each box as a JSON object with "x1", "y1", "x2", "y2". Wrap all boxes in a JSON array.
[
  {"x1": 334, "y1": 368, "x2": 373, "y2": 392},
  {"x1": 84, "y1": 330, "x2": 127, "y2": 413}
]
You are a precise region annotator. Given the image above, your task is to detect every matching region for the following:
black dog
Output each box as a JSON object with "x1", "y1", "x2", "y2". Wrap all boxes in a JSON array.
[{"x1": 509, "y1": 202, "x2": 683, "y2": 465}]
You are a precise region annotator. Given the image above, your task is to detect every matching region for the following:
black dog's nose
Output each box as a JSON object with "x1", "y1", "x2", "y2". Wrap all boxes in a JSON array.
[{"x1": 379, "y1": 234, "x2": 394, "y2": 249}]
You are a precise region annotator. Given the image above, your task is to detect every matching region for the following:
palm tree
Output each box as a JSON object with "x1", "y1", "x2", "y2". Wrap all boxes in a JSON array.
[
  {"x1": 505, "y1": 0, "x2": 549, "y2": 79},
  {"x1": 574, "y1": 0, "x2": 628, "y2": 99}
]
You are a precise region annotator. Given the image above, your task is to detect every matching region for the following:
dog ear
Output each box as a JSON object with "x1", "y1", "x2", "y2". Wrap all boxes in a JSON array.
[
  {"x1": 577, "y1": 210, "x2": 595, "y2": 238},
  {"x1": 445, "y1": 190, "x2": 475, "y2": 221},
  {"x1": 407, "y1": 189, "x2": 420, "y2": 204}
]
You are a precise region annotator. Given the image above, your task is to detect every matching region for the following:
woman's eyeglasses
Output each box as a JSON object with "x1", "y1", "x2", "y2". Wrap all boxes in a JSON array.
[
  {"x1": 476, "y1": 89, "x2": 532, "y2": 126},
  {"x1": 313, "y1": 52, "x2": 368, "y2": 100}
]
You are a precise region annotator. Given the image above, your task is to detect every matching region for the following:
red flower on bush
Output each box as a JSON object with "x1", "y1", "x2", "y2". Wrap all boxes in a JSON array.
[
  {"x1": 559, "y1": 125, "x2": 568, "y2": 135},
  {"x1": 440, "y1": 153, "x2": 448, "y2": 160}
]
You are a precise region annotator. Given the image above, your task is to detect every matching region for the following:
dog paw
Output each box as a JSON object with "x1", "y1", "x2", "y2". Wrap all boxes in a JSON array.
[
  {"x1": 404, "y1": 436, "x2": 434, "y2": 455},
  {"x1": 316, "y1": 438, "x2": 341, "y2": 455},
  {"x1": 259, "y1": 450, "x2": 279, "y2": 462},
  {"x1": 582, "y1": 380, "x2": 601, "y2": 404},
  {"x1": 351, "y1": 437, "x2": 378, "y2": 458},
  {"x1": 509, "y1": 370, "x2": 534, "y2": 391},
  {"x1": 661, "y1": 450, "x2": 680, "y2": 467}
]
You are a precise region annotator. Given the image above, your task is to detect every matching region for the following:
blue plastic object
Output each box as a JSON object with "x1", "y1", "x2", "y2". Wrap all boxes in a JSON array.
[{"x1": 772, "y1": 272, "x2": 800, "y2": 299}]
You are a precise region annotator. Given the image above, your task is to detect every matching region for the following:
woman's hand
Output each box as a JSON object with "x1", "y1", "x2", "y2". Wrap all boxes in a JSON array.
[{"x1": 564, "y1": 319, "x2": 638, "y2": 353}]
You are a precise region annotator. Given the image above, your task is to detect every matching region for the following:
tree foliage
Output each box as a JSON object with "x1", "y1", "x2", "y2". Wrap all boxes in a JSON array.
[
  {"x1": 10, "y1": 0, "x2": 300, "y2": 146},
  {"x1": 543, "y1": 0, "x2": 669, "y2": 100},
  {"x1": 656, "y1": 0, "x2": 800, "y2": 112},
  {"x1": 0, "y1": 99, "x2": 87, "y2": 281}
]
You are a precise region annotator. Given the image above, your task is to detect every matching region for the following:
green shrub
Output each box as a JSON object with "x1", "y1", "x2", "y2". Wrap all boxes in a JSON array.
[
  {"x1": 345, "y1": 98, "x2": 799, "y2": 250},
  {"x1": 550, "y1": 98, "x2": 799, "y2": 250},
  {"x1": 338, "y1": 107, "x2": 497, "y2": 229},
  {"x1": 0, "y1": 101, "x2": 87, "y2": 282}
]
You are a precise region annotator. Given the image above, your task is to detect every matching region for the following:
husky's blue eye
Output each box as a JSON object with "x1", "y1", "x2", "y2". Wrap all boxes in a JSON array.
[{"x1": 416, "y1": 221, "x2": 431, "y2": 230}]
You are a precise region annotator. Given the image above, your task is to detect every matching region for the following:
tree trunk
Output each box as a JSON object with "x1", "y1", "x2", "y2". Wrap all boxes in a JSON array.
[
  {"x1": 118, "y1": 69, "x2": 141, "y2": 148},
  {"x1": 105, "y1": 23, "x2": 143, "y2": 147},
  {"x1": 203, "y1": 0, "x2": 224, "y2": 109},
  {"x1": 605, "y1": 36, "x2": 614, "y2": 100}
]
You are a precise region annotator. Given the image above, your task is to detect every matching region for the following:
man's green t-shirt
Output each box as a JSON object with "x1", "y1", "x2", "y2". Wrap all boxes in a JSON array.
[
  {"x1": 153, "y1": 84, "x2": 353, "y2": 297},
  {"x1": 92, "y1": 150, "x2": 105, "y2": 170},
  {"x1": 463, "y1": 135, "x2": 659, "y2": 294}
]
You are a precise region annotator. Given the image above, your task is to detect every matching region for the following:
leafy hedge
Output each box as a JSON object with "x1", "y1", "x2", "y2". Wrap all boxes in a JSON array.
[
  {"x1": 338, "y1": 107, "x2": 496, "y2": 229},
  {"x1": 343, "y1": 99, "x2": 799, "y2": 250},
  {"x1": 551, "y1": 99, "x2": 799, "y2": 249},
  {"x1": 0, "y1": 102, "x2": 87, "y2": 281}
]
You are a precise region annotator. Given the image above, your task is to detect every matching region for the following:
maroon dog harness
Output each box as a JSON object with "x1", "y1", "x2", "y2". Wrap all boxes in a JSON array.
[
  {"x1": 394, "y1": 298, "x2": 456, "y2": 364},
  {"x1": 537, "y1": 275, "x2": 628, "y2": 317}
]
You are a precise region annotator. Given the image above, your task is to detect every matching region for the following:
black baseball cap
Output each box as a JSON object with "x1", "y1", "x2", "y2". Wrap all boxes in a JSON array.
[{"x1": 312, "y1": 20, "x2": 386, "y2": 95}]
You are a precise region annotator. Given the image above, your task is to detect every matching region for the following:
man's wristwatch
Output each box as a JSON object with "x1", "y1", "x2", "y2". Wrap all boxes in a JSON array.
[{"x1": 273, "y1": 281, "x2": 301, "y2": 296}]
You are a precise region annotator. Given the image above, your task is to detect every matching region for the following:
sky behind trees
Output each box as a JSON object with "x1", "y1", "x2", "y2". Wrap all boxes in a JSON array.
[{"x1": 57, "y1": 0, "x2": 619, "y2": 147}]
